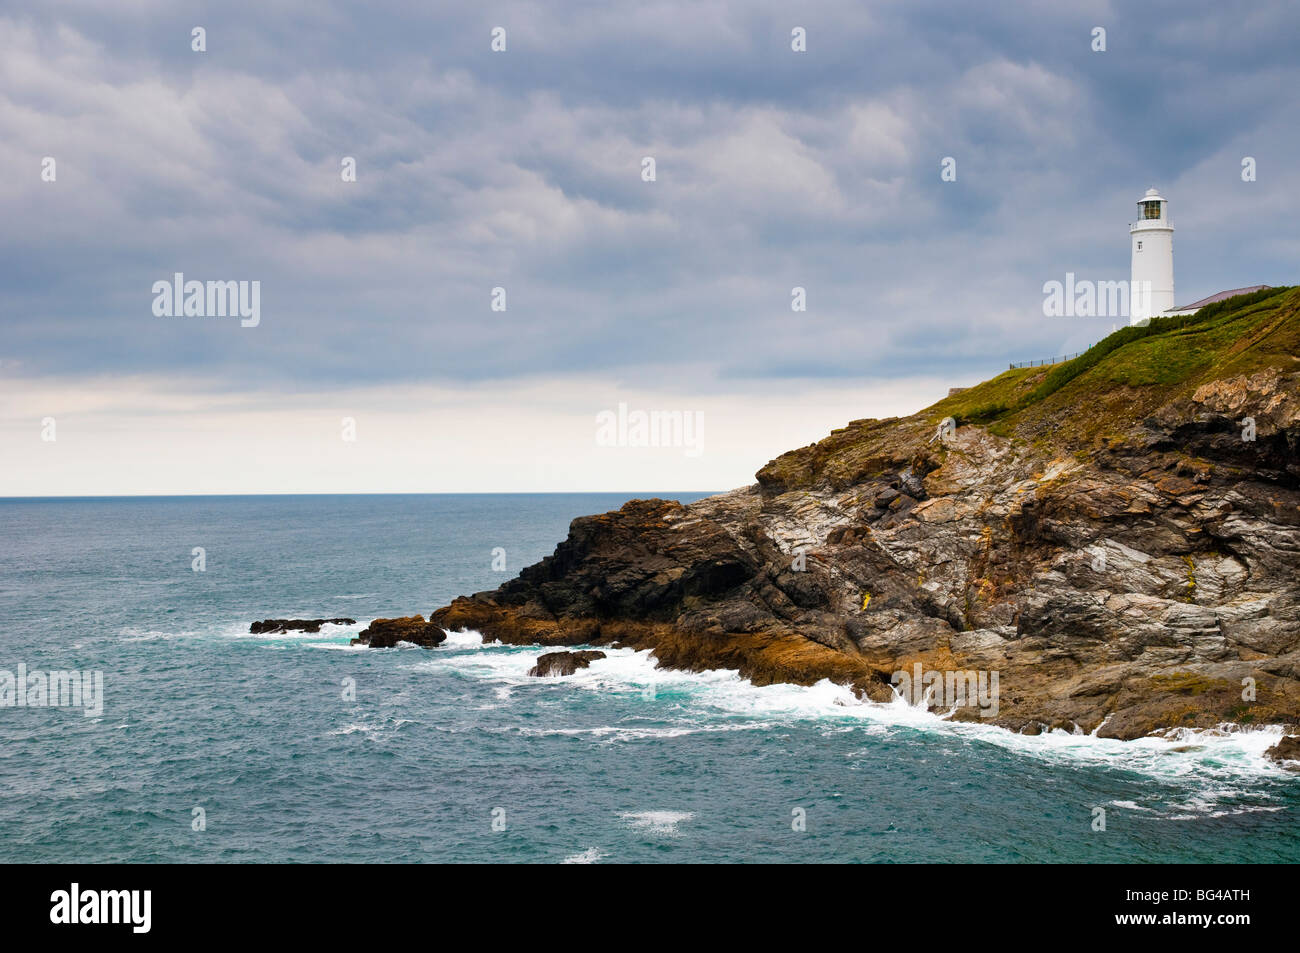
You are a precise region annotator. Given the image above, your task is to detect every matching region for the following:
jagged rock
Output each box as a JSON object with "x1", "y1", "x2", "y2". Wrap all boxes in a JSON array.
[
  {"x1": 351, "y1": 616, "x2": 446, "y2": 648},
  {"x1": 250, "y1": 618, "x2": 355, "y2": 634},
  {"x1": 528, "y1": 650, "x2": 607, "y2": 677},
  {"x1": 898, "y1": 468, "x2": 928, "y2": 500},
  {"x1": 1265, "y1": 735, "x2": 1300, "y2": 768},
  {"x1": 426, "y1": 290, "x2": 1300, "y2": 745}
]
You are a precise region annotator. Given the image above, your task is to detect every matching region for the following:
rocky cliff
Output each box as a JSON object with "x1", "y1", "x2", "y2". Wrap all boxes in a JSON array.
[{"x1": 433, "y1": 287, "x2": 1300, "y2": 741}]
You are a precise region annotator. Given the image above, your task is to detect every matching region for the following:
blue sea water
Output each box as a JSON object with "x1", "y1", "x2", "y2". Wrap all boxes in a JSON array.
[{"x1": 0, "y1": 493, "x2": 1296, "y2": 864}]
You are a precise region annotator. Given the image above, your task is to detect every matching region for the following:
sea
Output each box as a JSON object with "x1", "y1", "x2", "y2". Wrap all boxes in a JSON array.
[{"x1": 1, "y1": 494, "x2": 1296, "y2": 863}]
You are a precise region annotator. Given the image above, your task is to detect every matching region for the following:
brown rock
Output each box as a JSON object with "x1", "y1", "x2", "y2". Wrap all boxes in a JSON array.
[
  {"x1": 250, "y1": 618, "x2": 355, "y2": 634},
  {"x1": 527, "y1": 650, "x2": 607, "y2": 677},
  {"x1": 1265, "y1": 735, "x2": 1300, "y2": 768},
  {"x1": 421, "y1": 291, "x2": 1300, "y2": 748},
  {"x1": 351, "y1": 615, "x2": 446, "y2": 649}
]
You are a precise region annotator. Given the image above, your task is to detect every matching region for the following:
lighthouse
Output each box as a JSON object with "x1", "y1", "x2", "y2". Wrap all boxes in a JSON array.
[{"x1": 1129, "y1": 188, "x2": 1174, "y2": 325}]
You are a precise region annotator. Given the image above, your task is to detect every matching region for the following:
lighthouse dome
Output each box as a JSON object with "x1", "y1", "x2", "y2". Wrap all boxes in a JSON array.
[{"x1": 1134, "y1": 188, "x2": 1169, "y2": 224}]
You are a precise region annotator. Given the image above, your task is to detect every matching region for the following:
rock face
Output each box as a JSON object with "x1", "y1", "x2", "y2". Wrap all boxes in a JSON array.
[
  {"x1": 431, "y1": 289, "x2": 1300, "y2": 741},
  {"x1": 528, "y1": 650, "x2": 607, "y2": 677},
  {"x1": 250, "y1": 618, "x2": 355, "y2": 634},
  {"x1": 351, "y1": 616, "x2": 447, "y2": 649},
  {"x1": 1266, "y1": 735, "x2": 1300, "y2": 767}
]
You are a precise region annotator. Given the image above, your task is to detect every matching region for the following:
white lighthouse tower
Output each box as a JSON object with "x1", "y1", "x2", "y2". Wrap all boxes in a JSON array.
[{"x1": 1129, "y1": 187, "x2": 1174, "y2": 325}]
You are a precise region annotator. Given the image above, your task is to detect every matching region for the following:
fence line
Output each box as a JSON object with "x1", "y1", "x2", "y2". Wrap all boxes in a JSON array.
[{"x1": 1009, "y1": 350, "x2": 1086, "y2": 370}]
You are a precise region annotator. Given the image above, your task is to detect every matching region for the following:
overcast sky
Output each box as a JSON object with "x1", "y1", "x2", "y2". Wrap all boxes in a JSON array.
[{"x1": 3, "y1": 0, "x2": 1297, "y2": 494}]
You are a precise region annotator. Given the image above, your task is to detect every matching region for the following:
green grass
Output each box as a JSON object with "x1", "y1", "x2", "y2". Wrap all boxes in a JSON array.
[
  {"x1": 1023, "y1": 286, "x2": 1291, "y2": 406},
  {"x1": 756, "y1": 284, "x2": 1298, "y2": 492},
  {"x1": 930, "y1": 368, "x2": 1040, "y2": 426},
  {"x1": 941, "y1": 286, "x2": 1294, "y2": 424},
  {"x1": 1103, "y1": 337, "x2": 1213, "y2": 386}
]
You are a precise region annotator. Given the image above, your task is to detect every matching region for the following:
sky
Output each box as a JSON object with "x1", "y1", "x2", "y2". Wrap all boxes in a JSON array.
[{"x1": 2, "y1": 0, "x2": 1298, "y2": 494}]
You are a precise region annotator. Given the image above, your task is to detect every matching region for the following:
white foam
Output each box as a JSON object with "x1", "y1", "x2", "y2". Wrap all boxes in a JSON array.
[
  {"x1": 326, "y1": 717, "x2": 412, "y2": 738},
  {"x1": 410, "y1": 631, "x2": 1298, "y2": 812},
  {"x1": 443, "y1": 629, "x2": 486, "y2": 649},
  {"x1": 328, "y1": 722, "x2": 380, "y2": 736},
  {"x1": 561, "y1": 847, "x2": 606, "y2": 864},
  {"x1": 620, "y1": 810, "x2": 693, "y2": 836},
  {"x1": 118, "y1": 627, "x2": 197, "y2": 643},
  {"x1": 513, "y1": 722, "x2": 773, "y2": 742},
  {"x1": 152, "y1": 620, "x2": 368, "y2": 643}
]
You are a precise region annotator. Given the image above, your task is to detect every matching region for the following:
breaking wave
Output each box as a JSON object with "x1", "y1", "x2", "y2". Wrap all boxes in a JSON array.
[{"x1": 399, "y1": 629, "x2": 1295, "y2": 819}]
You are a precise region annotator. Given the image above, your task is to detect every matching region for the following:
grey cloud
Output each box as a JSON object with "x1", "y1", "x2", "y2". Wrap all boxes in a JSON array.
[{"x1": 2, "y1": 0, "x2": 1298, "y2": 398}]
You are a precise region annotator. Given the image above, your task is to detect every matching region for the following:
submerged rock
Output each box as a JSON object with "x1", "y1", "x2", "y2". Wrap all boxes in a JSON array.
[
  {"x1": 528, "y1": 650, "x2": 607, "y2": 677},
  {"x1": 351, "y1": 616, "x2": 447, "y2": 649},
  {"x1": 250, "y1": 618, "x2": 355, "y2": 634}
]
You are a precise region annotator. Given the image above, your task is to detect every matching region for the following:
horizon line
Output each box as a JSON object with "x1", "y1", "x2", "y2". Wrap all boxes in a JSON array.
[{"x1": 0, "y1": 489, "x2": 729, "y2": 501}]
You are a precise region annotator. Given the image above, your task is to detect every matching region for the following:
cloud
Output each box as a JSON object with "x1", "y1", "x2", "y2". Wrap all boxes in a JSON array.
[
  {"x1": 2, "y1": 1, "x2": 1299, "y2": 492},
  {"x1": 0, "y1": 369, "x2": 951, "y2": 494}
]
